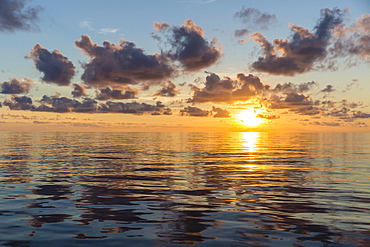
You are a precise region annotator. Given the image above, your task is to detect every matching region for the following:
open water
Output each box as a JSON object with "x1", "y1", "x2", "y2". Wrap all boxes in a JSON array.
[{"x1": 0, "y1": 132, "x2": 370, "y2": 246}]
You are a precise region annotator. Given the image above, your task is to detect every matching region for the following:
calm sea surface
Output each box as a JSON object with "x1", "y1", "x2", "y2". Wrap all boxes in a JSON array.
[{"x1": 1, "y1": 132, "x2": 370, "y2": 246}]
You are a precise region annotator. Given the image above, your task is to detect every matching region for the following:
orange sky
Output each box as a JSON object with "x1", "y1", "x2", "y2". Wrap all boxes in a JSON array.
[{"x1": 1, "y1": 107, "x2": 369, "y2": 132}]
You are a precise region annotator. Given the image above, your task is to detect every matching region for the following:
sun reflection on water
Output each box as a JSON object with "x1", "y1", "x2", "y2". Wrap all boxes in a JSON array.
[
  {"x1": 240, "y1": 132, "x2": 261, "y2": 170},
  {"x1": 241, "y1": 132, "x2": 259, "y2": 153}
]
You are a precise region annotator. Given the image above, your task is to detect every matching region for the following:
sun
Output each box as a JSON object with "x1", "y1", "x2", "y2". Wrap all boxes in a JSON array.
[{"x1": 237, "y1": 109, "x2": 264, "y2": 127}]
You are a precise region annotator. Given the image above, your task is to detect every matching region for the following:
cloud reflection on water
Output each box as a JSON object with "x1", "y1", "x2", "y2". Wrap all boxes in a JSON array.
[{"x1": 0, "y1": 132, "x2": 370, "y2": 246}]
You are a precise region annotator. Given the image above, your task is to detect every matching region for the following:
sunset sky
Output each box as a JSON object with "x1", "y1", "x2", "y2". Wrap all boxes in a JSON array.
[{"x1": 0, "y1": 0, "x2": 369, "y2": 132}]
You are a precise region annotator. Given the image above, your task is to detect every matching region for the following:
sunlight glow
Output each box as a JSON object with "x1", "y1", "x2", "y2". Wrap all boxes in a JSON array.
[
  {"x1": 237, "y1": 109, "x2": 264, "y2": 127},
  {"x1": 241, "y1": 132, "x2": 259, "y2": 153}
]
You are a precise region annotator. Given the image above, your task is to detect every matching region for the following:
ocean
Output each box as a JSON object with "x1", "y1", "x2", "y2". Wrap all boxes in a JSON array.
[{"x1": 0, "y1": 132, "x2": 369, "y2": 246}]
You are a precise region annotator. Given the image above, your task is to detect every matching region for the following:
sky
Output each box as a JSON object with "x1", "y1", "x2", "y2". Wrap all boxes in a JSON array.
[{"x1": 0, "y1": 0, "x2": 369, "y2": 132}]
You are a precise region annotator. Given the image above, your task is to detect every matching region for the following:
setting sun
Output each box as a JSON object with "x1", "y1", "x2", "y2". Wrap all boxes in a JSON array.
[
  {"x1": 237, "y1": 109, "x2": 264, "y2": 127},
  {"x1": 1, "y1": 1, "x2": 370, "y2": 246}
]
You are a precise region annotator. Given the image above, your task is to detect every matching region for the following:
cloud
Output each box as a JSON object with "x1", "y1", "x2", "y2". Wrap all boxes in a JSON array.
[
  {"x1": 153, "y1": 81, "x2": 180, "y2": 97},
  {"x1": 26, "y1": 44, "x2": 75, "y2": 86},
  {"x1": 342, "y1": 82, "x2": 359, "y2": 93},
  {"x1": 331, "y1": 14, "x2": 370, "y2": 61},
  {"x1": 212, "y1": 106, "x2": 230, "y2": 118},
  {"x1": 1, "y1": 78, "x2": 33, "y2": 94},
  {"x1": 234, "y1": 7, "x2": 277, "y2": 36},
  {"x1": 151, "y1": 105, "x2": 172, "y2": 116},
  {"x1": 272, "y1": 81, "x2": 317, "y2": 93},
  {"x1": 290, "y1": 105, "x2": 321, "y2": 116},
  {"x1": 257, "y1": 114, "x2": 280, "y2": 120},
  {"x1": 154, "y1": 19, "x2": 222, "y2": 71},
  {"x1": 98, "y1": 28, "x2": 119, "y2": 34},
  {"x1": 0, "y1": 0, "x2": 43, "y2": 32},
  {"x1": 186, "y1": 71, "x2": 370, "y2": 124},
  {"x1": 71, "y1": 83, "x2": 87, "y2": 98},
  {"x1": 79, "y1": 21, "x2": 119, "y2": 35},
  {"x1": 234, "y1": 29, "x2": 249, "y2": 37},
  {"x1": 100, "y1": 101, "x2": 170, "y2": 114},
  {"x1": 284, "y1": 92, "x2": 312, "y2": 104},
  {"x1": 79, "y1": 21, "x2": 94, "y2": 31},
  {"x1": 3, "y1": 94, "x2": 171, "y2": 115},
  {"x1": 189, "y1": 72, "x2": 234, "y2": 103},
  {"x1": 189, "y1": 72, "x2": 266, "y2": 103},
  {"x1": 347, "y1": 14, "x2": 370, "y2": 58},
  {"x1": 3, "y1": 95, "x2": 33, "y2": 110},
  {"x1": 353, "y1": 111, "x2": 370, "y2": 119},
  {"x1": 232, "y1": 73, "x2": 265, "y2": 100},
  {"x1": 309, "y1": 121, "x2": 341, "y2": 127},
  {"x1": 96, "y1": 86, "x2": 138, "y2": 100},
  {"x1": 321, "y1": 85, "x2": 335, "y2": 93},
  {"x1": 37, "y1": 95, "x2": 98, "y2": 113},
  {"x1": 180, "y1": 106, "x2": 210, "y2": 117},
  {"x1": 75, "y1": 34, "x2": 174, "y2": 86},
  {"x1": 251, "y1": 8, "x2": 345, "y2": 75}
]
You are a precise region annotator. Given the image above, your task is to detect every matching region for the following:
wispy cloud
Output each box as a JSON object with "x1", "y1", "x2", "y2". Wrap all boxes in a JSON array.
[
  {"x1": 79, "y1": 21, "x2": 94, "y2": 31},
  {"x1": 234, "y1": 7, "x2": 277, "y2": 37},
  {"x1": 79, "y1": 21, "x2": 119, "y2": 35},
  {"x1": 98, "y1": 28, "x2": 119, "y2": 34}
]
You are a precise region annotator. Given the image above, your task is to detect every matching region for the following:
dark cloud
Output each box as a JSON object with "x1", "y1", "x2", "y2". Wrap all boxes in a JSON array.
[
  {"x1": 232, "y1": 73, "x2": 266, "y2": 100},
  {"x1": 100, "y1": 101, "x2": 170, "y2": 114},
  {"x1": 353, "y1": 111, "x2": 370, "y2": 119},
  {"x1": 257, "y1": 114, "x2": 280, "y2": 120},
  {"x1": 342, "y1": 82, "x2": 359, "y2": 93},
  {"x1": 189, "y1": 72, "x2": 267, "y2": 103},
  {"x1": 234, "y1": 7, "x2": 277, "y2": 36},
  {"x1": 1, "y1": 78, "x2": 33, "y2": 94},
  {"x1": 186, "y1": 71, "x2": 369, "y2": 123},
  {"x1": 262, "y1": 81, "x2": 322, "y2": 111},
  {"x1": 96, "y1": 87, "x2": 138, "y2": 100},
  {"x1": 272, "y1": 81, "x2": 316, "y2": 93},
  {"x1": 26, "y1": 44, "x2": 75, "y2": 86},
  {"x1": 212, "y1": 106, "x2": 230, "y2": 118},
  {"x1": 234, "y1": 29, "x2": 249, "y2": 37},
  {"x1": 154, "y1": 19, "x2": 222, "y2": 71},
  {"x1": 151, "y1": 101, "x2": 172, "y2": 115},
  {"x1": 179, "y1": 81, "x2": 187, "y2": 87},
  {"x1": 284, "y1": 92, "x2": 312, "y2": 104},
  {"x1": 3, "y1": 95, "x2": 33, "y2": 110},
  {"x1": 309, "y1": 121, "x2": 341, "y2": 127},
  {"x1": 328, "y1": 107, "x2": 351, "y2": 119},
  {"x1": 153, "y1": 81, "x2": 180, "y2": 97},
  {"x1": 291, "y1": 105, "x2": 321, "y2": 116},
  {"x1": 323, "y1": 14, "x2": 370, "y2": 72},
  {"x1": 180, "y1": 106, "x2": 210, "y2": 117},
  {"x1": 2, "y1": 92, "x2": 173, "y2": 115},
  {"x1": 71, "y1": 83, "x2": 87, "y2": 98},
  {"x1": 267, "y1": 91, "x2": 318, "y2": 112},
  {"x1": 321, "y1": 85, "x2": 335, "y2": 93},
  {"x1": 281, "y1": 96, "x2": 370, "y2": 121},
  {"x1": 75, "y1": 34, "x2": 174, "y2": 86},
  {"x1": 332, "y1": 14, "x2": 370, "y2": 61},
  {"x1": 0, "y1": 0, "x2": 43, "y2": 32},
  {"x1": 37, "y1": 95, "x2": 98, "y2": 113},
  {"x1": 251, "y1": 8, "x2": 345, "y2": 75},
  {"x1": 340, "y1": 99, "x2": 361, "y2": 109},
  {"x1": 347, "y1": 14, "x2": 370, "y2": 58},
  {"x1": 189, "y1": 72, "x2": 234, "y2": 103}
]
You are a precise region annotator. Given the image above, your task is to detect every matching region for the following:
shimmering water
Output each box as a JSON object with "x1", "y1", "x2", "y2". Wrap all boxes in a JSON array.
[{"x1": 1, "y1": 132, "x2": 370, "y2": 246}]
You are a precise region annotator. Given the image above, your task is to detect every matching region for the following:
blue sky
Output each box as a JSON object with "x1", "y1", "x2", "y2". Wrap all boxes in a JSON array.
[{"x1": 0, "y1": 0, "x2": 369, "y2": 131}]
